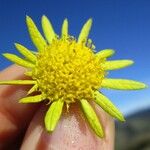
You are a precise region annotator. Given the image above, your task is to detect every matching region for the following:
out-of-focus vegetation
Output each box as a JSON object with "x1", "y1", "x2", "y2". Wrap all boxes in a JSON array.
[{"x1": 115, "y1": 108, "x2": 150, "y2": 150}]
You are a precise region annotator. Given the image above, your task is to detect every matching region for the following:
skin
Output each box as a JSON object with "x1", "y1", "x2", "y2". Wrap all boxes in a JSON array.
[{"x1": 0, "y1": 65, "x2": 115, "y2": 150}]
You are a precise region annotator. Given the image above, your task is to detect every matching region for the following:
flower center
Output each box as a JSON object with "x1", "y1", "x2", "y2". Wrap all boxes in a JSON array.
[{"x1": 32, "y1": 38, "x2": 105, "y2": 103}]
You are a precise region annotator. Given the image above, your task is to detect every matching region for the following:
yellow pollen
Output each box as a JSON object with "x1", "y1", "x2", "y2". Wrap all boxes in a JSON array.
[{"x1": 32, "y1": 37, "x2": 105, "y2": 103}]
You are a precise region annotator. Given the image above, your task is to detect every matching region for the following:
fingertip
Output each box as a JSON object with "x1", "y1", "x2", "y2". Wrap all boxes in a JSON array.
[{"x1": 21, "y1": 103, "x2": 115, "y2": 150}]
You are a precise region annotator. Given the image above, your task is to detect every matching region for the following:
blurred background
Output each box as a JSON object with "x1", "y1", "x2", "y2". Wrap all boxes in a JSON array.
[{"x1": 0, "y1": 0, "x2": 149, "y2": 149}]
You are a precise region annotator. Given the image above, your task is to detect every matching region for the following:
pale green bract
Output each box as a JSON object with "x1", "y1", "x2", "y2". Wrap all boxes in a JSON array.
[
  {"x1": 80, "y1": 99, "x2": 104, "y2": 137},
  {"x1": 19, "y1": 94, "x2": 44, "y2": 103},
  {"x1": 102, "y1": 60, "x2": 134, "y2": 70},
  {"x1": 26, "y1": 16, "x2": 47, "y2": 51},
  {"x1": 101, "y1": 79, "x2": 147, "y2": 90},
  {"x1": 45, "y1": 100, "x2": 64, "y2": 132},
  {"x1": 42, "y1": 15, "x2": 56, "y2": 44},
  {"x1": 15, "y1": 43, "x2": 37, "y2": 63},
  {"x1": 94, "y1": 91, "x2": 125, "y2": 122}
]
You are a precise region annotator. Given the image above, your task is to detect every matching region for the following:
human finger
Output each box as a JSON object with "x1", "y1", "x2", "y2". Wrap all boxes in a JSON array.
[
  {"x1": 21, "y1": 102, "x2": 114, "y2": 150},
  {"x1": 0, "y1": 65, "x2": 40, "y2": 148}
]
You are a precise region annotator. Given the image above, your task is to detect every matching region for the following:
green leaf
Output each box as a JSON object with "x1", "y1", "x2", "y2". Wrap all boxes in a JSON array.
[
  {"x1": 102, "y1": 78, "x2": 147, "y2": 90},
  {"x1": 94, "y1": 91, "x2": 125, "y2": 121},
  {"x1": 42, "y1": 15, "x2": 56, "y2": 44},
  {"x1": 19, "y1": 94, "x2": 44, "y2": 103},
  {"x1": 3, "y1": 53, "x2": 35, "y2": 68},
  {"x1": 78, "y1": 18, "x2": 92, "y2": 43},
  {"x1": 103, "y1": 60, "x2": 134, "y2": 70},
  {"x1": 80, "y1": 99, "x2": 104, "y2": 138},
  {"x1": 26, "y1": 16, "x2": 47, "y2": 51},
  {"x1": 45, "y1": 100, "x2": 64, "y2": 132}
]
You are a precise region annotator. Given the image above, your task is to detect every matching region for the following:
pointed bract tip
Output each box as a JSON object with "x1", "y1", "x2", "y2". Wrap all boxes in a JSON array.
[
  {"x1": 45, "y1": 127, "x2": 53, "y2": 133},
  {"x1": 42, "y1": 15, "x2": 50, "y2": 22},
  {"x1": 63, "y1": 18, "x2": 68, "y2": 26},
  {"x1": 87, "y1": 18, "x2": 93, "y2": 25},
  {"x1": 2, "y1": 53, "x2": 7, "y2": 57},
  {"x1": 41, "y1": 15, "x2": 52, "y2": 25},
  {"x1": 108, "y1": 49, "x2": 115, "y2": 54},
  {"x1": 128, "y1": 60, "x2": 134, "y2": 65},
  {"x1": 45, "y1": 121, "x2": 55, "y2": 133},
  {"x1": 18, "y1": 100, "x2": 23, "y2": 103},
  {"x1": 139, "y1": 82, "x2": 148, "y2": 89},
  {"x1": 97, "y1": 129, "x2": 105, "y2": 138},
  {"x1": 26, "y1": 15, "x2": 33, "y2": 24},
  {"x1": 119, "y1": 115, "x2": 126, "y2": 122},
  {"x1": 144, "y1": 84, "x2": 148, "y2": 88},
  {"x1": 42, "y1": 15, "x2": 47, "y2": 20},
  {"x1": 88, "y1": 18, "x2": 93, "y2": 22},
  {"x1": 122, "y1": 118, "x2": 126, "y2": 122},
  {"x1": 101, "y1": 49, "x2": 115, "y2": 55},
  {"x1": 125, "y1": 60, "x2": 134, "y2": 67},
  {"x1": 64, "y1": 18, "x2": 68, "y2": 21},
  {"x1": 26, "y1": 15, "x2": 30, "y2": 20},
  {"x1": 14, "y1": 42, "x2": 18, "y2": 46},
  {"x1": 19, "y1": 99, "x2": 29, "y2": 104},
  {"x1": 19, "y1": 98, "x2": 27, "y2": 103},
  {"x1": 14, "y1": 42, "x2": 20, "y2": 48}
]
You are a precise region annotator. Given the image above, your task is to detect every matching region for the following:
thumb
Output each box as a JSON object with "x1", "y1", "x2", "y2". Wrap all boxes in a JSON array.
[{"x1": 21, "y1": 103, "x2": 114, "y2": 150}]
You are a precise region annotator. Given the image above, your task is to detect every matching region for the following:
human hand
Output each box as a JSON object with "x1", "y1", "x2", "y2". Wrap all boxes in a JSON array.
[{"x1": 0, "y1": 65, "x2": 114, "y2": 150}]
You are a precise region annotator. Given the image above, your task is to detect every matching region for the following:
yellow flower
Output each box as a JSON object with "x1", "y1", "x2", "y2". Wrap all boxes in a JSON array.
[{"x1": 0, "y1": 16, "x2": 147, "y2": 138}]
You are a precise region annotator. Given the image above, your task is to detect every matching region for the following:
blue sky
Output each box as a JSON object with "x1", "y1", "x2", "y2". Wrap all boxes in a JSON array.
[{"x1": 0, "y1": 0, "x2": 149, "y2": 115}]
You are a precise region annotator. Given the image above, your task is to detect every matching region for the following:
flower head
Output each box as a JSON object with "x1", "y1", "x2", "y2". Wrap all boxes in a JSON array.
[{"x1": 0, "y1": 16, "x2": 147, "y2": 138}]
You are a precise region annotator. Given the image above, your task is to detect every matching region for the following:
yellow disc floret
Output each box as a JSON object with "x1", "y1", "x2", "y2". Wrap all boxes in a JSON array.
[{"x1": 32, "y1": 37, "x2": 105, "y2": 103}]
